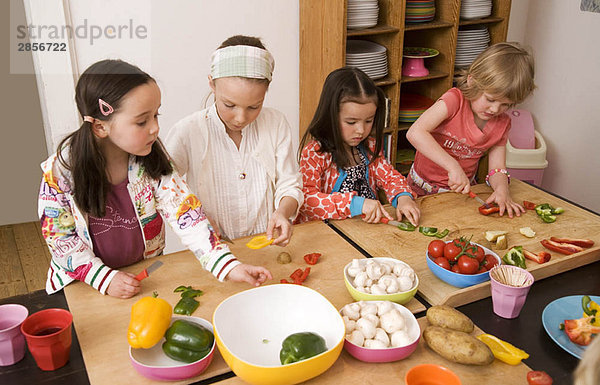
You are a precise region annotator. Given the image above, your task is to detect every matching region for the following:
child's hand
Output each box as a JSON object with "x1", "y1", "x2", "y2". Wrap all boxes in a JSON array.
[
  {"x1": 266, "y1": 211, "x2": 293, "y2": 247},
  {"x1": 395, "y1": 196, "x2": 421, "y2": 226},
  {"x1": 361, "y1": 199, "x2": 393, "y2": 223},
  {"x1": 226, "y1": 264, "x2": 273, "y2": 286},
  {"x1": 447, "y1": 166, "x2": 471, "y2": 194},
  {"x1": 487, "y1": 187, "x2": 525, "y2": 218},
  {"x1": 106, "y1": 271, "x2": 141, "y2": 299}
]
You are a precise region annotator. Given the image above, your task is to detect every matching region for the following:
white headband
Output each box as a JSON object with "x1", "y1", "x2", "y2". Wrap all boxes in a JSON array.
[{"x1": 210, "y1": 45, "x2": 275, "y2": 81}]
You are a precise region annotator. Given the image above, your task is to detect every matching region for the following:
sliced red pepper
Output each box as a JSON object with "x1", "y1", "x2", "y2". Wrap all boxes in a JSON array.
[
  {"x1": 300, "y1": 267, "x2": 311, "y2": 282},
  {"x1": 523, "y1": 249, "x2": 551, "y2": 264},
  {"x1": 523, "y1": 201, "x2": 537, "y2": 210},
  {"x1": 549, "y1": 237, "x2": 594, "y2": 248},
  {"x1": 540, "y1": 239, "x2": 584, "y2": 255},
  {"x1": 563, "y1": 316, "x2": 600, "y2": 345},
  {"x1": 290, "y1": 268, "x2": 304, "y2": 282},
  {"x1": 280, "y1": 279, "x2": 291, "y2": 284},
  {"x1": 303, "y1": 253, "x2": 321, "y2": 265},
  {"x1": 478, "y1": 204, "x2": 500, "y2": 216}
]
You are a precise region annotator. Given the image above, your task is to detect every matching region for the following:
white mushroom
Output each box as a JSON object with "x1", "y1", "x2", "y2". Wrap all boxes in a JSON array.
[
  {"x1": 360, "y1": 303, "x2": 378, "y2": 317},
  {"x1": 341, "y1": 303, "x2": 361, "y2": 320},
  {"x1": 342, "y1": 315, "x2": 356, "y2": 333},
  {"x1": 374, "y1": 328, "x2": 390, "y2": 347},
  {"x1": 350, "y1": 259, "x2": 361, "y2": 269},
  {"x1": 356, "y1": 317, "x2": 377, "y2": 339},
  {"x1": 361, "y1": 286, "x2": 371, "y2": 294},
  {"x1": 347, "y1": 330, "x2": 365, "y2": 347},
  {"x1": 370, "y1": 282, "x2": 387, "y2": 295},
  {"x1": 355, "y1": 285, "x2": 366, "y2": 294},
  {"x1": 380, "y1": 308, "x2": 406, "y2": 334},
  {"x1": 364, "y1": 339, "x2": 388, "y2": 349},
  {"x1": 386, "y1": 279, "x2": 400, "y2": 294},
  {"x1": 397, "y1": 276, "x2": 413, "y2": 292},
  {"x1": 380, "y1": 262, "x2": 393, "y2": 275},
  {"x1": 366, "y1": 263, "x2": 384, "y2": 280},
  {"x1": 347, "y1": 265, "x2": 362, "y2": 278},
  {"x1": 353, "y1": 272, "x2": 368, "y2": 288},
  {"x1": 390, "y1": 330, "x2": 412, "y2": 347},
  {"x1": 377, "y1": 301, "x2": 394, "y2": 316},
  {"x1": 363, "y1": 313, "x2": 379, "y2": 327},
  {"x1": 379, "y1": 274, "x2": 395, "y2": 287},
  {"x1": 365, "y1": 278, "x2": 373, "y2": 287}
]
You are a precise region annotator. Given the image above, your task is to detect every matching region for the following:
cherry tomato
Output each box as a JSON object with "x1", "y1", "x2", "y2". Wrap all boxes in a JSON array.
[
  {"x1": 476, "y1": 265, "x2": 487, "y2": 274},
  {"x1": 444, "y1": 242, "x2": 462, "y2": 261},
  {"x1": 433, "y1": 257, "x2": 451, "y2": 270},
  {"x1": 454, "y1": 238, "x2": 469, "y2": 248},
  {"x1": 457, "y1": 255, "x2": 479, "y2": 274},
  {"x1": 428, "y1": 240, "x2": 446, "y2": 259},
  {"x1": 451, "y1": 264, "x2": 461, "y2": 273},
  {"x1": 526, "y1": 370, "x2": 553, "y2": 385},
  {"x1": 482, "y1": 254, "x2": 499, "y2": 271},
  {"x1": 474, "y1": 245, "x2": 485, "y2": 262}
]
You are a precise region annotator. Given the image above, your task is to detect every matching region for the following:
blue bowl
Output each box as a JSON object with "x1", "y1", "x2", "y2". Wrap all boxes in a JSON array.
[{"x1": 426, "y1": 241, "x2": 501, "y2": 288}]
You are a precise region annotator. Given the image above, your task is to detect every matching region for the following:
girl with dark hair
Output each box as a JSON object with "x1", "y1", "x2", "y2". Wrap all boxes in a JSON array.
[
  {"x1": 165, "y1": 35, "x2": 302, "y2": 246},
  {"x1": 296, "y1": 67, "x2": 420, "y2": 225},
  {"x1": 39, "y1": 59, "x2": 271, "y2": 299}
]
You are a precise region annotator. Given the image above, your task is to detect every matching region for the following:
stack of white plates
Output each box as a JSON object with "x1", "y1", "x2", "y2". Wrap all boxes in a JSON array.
[
  {"x1": 455, "y1": 27, "x2": 490, "y2": 69},
  {"x1": 347, "y1": 0, "x2": 379, "y2": 30},
  {"x1": 346, "y1": 40, "x2": 388, "y2": 80},
  {"x1": 460, "y1": 0, "x2": 492, "y2": 20}
]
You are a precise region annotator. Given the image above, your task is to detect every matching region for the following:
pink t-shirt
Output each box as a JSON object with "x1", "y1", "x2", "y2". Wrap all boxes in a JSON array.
[
  {"x1": 88, "y1": 178, "x2": 145, "y2": 269},
  {"x1": 412, "y1": 87, "x2": 511, "y2": 188}
]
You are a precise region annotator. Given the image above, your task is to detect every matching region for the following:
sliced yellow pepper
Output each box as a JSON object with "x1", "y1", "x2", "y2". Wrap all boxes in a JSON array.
[
  {"x1": 583, "y1": 299, "x2": 600, "y2": 327},
  {"x1": 477, "y1": 333, "x2": 529, "y2": 365},
  {"x1": 127, "y1": 292, "x2": 172, "y2": 349},
  {"x1": 246, "y1": 235, "x2": 273, "y2": 250}
]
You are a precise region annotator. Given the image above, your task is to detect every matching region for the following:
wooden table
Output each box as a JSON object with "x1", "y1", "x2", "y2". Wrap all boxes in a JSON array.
[
  {"x1": 62, "y1": 220, "x2": 424, "y2": 385},
  {"x1": 329, "y1": 180, "x2": 600, "y2": 306}
]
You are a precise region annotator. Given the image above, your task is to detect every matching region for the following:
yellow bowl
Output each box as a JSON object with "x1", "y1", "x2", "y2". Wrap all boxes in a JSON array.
[
  {"x1": 344, "y1": 257, "x2": 419, "y2": 304},
  {"x1": 213, "y1": 284, "x2": 345, "y2": 385}
]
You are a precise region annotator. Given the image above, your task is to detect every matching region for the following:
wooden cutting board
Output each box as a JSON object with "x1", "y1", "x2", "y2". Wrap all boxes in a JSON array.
[
  {"x1": 218, "y1": 317, "x2": 532, "y2": 385},
  {"x1": 64, "y1": 220, "x2": 424, "y2": 385},
  {"x1": 330, "y1": 180, "x2": 600, "y2": 306}
]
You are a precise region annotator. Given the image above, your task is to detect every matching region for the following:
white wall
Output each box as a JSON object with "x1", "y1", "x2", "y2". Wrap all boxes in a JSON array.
[{"x1": 507, "y1": 0, "x2": 600, "y2": 213}]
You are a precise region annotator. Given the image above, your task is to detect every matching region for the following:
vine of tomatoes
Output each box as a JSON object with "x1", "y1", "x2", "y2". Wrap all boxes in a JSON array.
[{"x1": 428, "y1": 237, "x2": 498, "y2": 275}]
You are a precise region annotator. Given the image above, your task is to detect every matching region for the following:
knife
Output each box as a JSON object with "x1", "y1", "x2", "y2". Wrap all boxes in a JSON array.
[
  {"x1": 135, "y1": 261, "x2": 164, "y2": 281},
  {"x1": 468, "y1": 191, "x2": 491, "y2": 209},
  {"x1": 361, "y1": 214, "x2": 403, "y2": 227}
]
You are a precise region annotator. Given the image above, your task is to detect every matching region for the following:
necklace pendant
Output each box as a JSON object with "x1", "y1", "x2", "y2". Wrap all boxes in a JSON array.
[{"x1": 239, "y1": 172, "x2": 246, "y2": 180}]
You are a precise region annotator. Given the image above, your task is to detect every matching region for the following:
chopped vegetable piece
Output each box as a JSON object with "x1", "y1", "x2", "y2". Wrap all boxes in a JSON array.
[
  {"x1": 300, "y1": 267, "x2": 311, "y2": 282},
  {"x1": 549, "y1": 237, "x2": 594, "y2": 248},
  {"x1": 479, "y1": 204, "x2": 500, "y2": 216},
  {"x1": 485, "y1": 230, "x2": 508, "y2": 242},
  {"x1": 246, "y1": 235, "x2": 273, "y2": 249},
  {"x1": 434, "y1": 229, "x2": 450, "y2": 238},
  {"x1": 174, "y1": 297, "x2": 200, "y2": 316},
  {"x1": 523, "y1": 249, "x2": 551, "y2": 264},
  {"x1": 476, "y1": 333, "x2": 529, "y2": 365},
  {"x1": 495, "y1": 235, "x2": 508, "y2": 250},
  {"x1": 419, "y1": 226, "x2": 438, "y2": 236},
  {"x1": 397, "y1": 221, "x2": 416, "y2": 231},
  {"x1": 303, "y1": 253, "x2": 321, "y2": 265},
  {"x1": 519, "y1": 227, "x2": 536, "y2": 238},
  {"x1": 290, "y1": 268, "x2": 304, "y2": 282},
  {"x1": 582, "y1": 295, "x2": 598, "y2": 317},
  {"x1": 563, "y1": 316, "x2": 600, "y2": 345},
  {"x1": 523, "y1": 201, "x2": 537, "y2": 210},
  {"x1": 552, "y1": 207, "x2": 564, "y2": 214},
  {"x1": 502, "y1": 246, "x2": 526, "y2": 268},
  {"x1": 540, "y1": 214, "x2": 556, "y2": 223},
  {"x1": 280, "y1": 279, "x2": 291, "y2": 284},
  {"x1": 540, "y1": 239, "x2": 584, "y2": 255}
]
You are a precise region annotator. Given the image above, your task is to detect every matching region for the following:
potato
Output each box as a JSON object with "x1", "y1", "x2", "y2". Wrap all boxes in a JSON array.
[
  {"x1": 423, "y1": 326, "x2": 494, "y2": 365},
  {"x1": 426, "y1": 305, "x2": 474, "y2": 333},
  {"x1": 276, "y1": 252, "x2": 292, "y2": 264}
]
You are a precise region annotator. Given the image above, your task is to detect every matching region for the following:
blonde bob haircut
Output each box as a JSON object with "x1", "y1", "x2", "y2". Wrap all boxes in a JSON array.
[{"x1": 455, "y1": 42, "x2": 535, "y2": 105}]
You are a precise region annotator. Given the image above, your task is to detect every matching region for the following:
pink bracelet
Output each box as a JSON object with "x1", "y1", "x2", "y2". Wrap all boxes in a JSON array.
[{"x1": 486, "y1": 168, "x2": 510, "y2": 186}]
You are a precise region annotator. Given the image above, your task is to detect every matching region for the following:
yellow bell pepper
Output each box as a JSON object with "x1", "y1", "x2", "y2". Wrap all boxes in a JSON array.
[
  {"x1": 246, "y1": 235, "x2": 273, "y2": 250},
  {"x1": 477, "y1": 333, "x2": 529, "y2": 365},
  {"x1": 582, "y1": 296, "x2": 600, "y2": 327},
  {"x1": 127, "y1": 292, "x2": 172, "y2": 349}
]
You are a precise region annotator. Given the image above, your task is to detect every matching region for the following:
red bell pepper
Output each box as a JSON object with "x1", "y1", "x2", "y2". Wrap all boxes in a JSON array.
[
  {"x1": 523, "y1": 249, "x2": 551, "y2": 264},
  {"x1": 549, "y1": 237, "x2": 594, "y2": 248},
  {"x1": 300, "y1": 267, "x2": 311, "y2": 282},
  {"x1": 563, "y1": 316, "x2": 600, "y2": 345},
  {"x1": 478, "y1": 204, "x2": 500, "y2": 215},
  {"x1": 280, "y1": 279, "x2": 291, "y2": 284},
  {"x1": 523, "y1": 201, "x2": 537, "y2": 210},
  {"x1": 540, "y1": 239, "x2": 584, "y2": 255},
  {"x1": 287, "y1": 267, "x2": 311, "y2": 285},
  {"x1": 290, "y1": 268, "x2": 303, "y2": 282},
  {"x1": 303, "y1": 253, "x2": 321, "y2": 265}
]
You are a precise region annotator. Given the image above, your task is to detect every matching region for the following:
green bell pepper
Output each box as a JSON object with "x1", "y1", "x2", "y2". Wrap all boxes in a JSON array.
[
  {"x1": 434, "y1": 229, "x2": 450, "y2": 238},
  {"x1": 502, "y1": 246, "x2": 527, "y2": 269},
  {"x1": 173, "y1": 285, "x2": 204, "y2": 315},
  {"x1": 397, "y1": 221, "x2": 416, "y2": 231},
  {"x1": 418, "y1": 226, "x2": 438, "y2": 236},
  {"x1": 280, "y1": 332, "x2": 327, "y2": 365},
  {"x1": 162, "y1": 320, "x2": 214, "y2": 363}
]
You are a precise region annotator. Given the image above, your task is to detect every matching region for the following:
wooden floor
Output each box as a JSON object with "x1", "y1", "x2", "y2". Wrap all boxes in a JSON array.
[{"x1": 0, "y1": 221, "x2": 51, "y2": 300}]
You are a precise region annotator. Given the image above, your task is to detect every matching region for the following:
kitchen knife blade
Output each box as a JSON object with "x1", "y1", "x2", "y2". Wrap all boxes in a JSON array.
[
  {"x1": 135, "y1": 260, "x2": 164, "y2": 281},
  {"x1": 468, "y1": 191, "x2": 491, "y2": 209}
]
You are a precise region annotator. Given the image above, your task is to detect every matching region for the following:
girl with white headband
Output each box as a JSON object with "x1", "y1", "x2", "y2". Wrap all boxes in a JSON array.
[{"x1": 165, "y1": 35, "x2": 303, "y2": 246}]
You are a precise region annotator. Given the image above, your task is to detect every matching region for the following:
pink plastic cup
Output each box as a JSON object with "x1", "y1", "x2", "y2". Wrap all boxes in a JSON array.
[
  {"x1": 490, "y1": 266, "x2": 534, "y2": 319},
  {"x1": 21, "y1": 308, "x2": 73, "y2": 371},
  {"x1": 0, "y1": 304, "x2": 29, "y2": 366}
]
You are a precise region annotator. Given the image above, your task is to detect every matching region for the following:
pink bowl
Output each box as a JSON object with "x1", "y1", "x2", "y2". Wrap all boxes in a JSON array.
[
  {"x1": 341, "y1": 301, "x2": 420, "y2": 363},
  {"x1": 129, "y1": 316, "x2": 215, "y2": 381}
]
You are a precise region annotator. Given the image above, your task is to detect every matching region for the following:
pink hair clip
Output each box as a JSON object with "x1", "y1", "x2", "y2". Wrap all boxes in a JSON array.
[{"x1": 99, "y1": 98, "x2": 114, "y2": 116}]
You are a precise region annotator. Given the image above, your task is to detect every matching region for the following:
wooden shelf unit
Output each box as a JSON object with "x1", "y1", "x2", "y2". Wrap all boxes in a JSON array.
[{"x1": 300, "y1": 0, "x2": 512, "y2": 173}]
